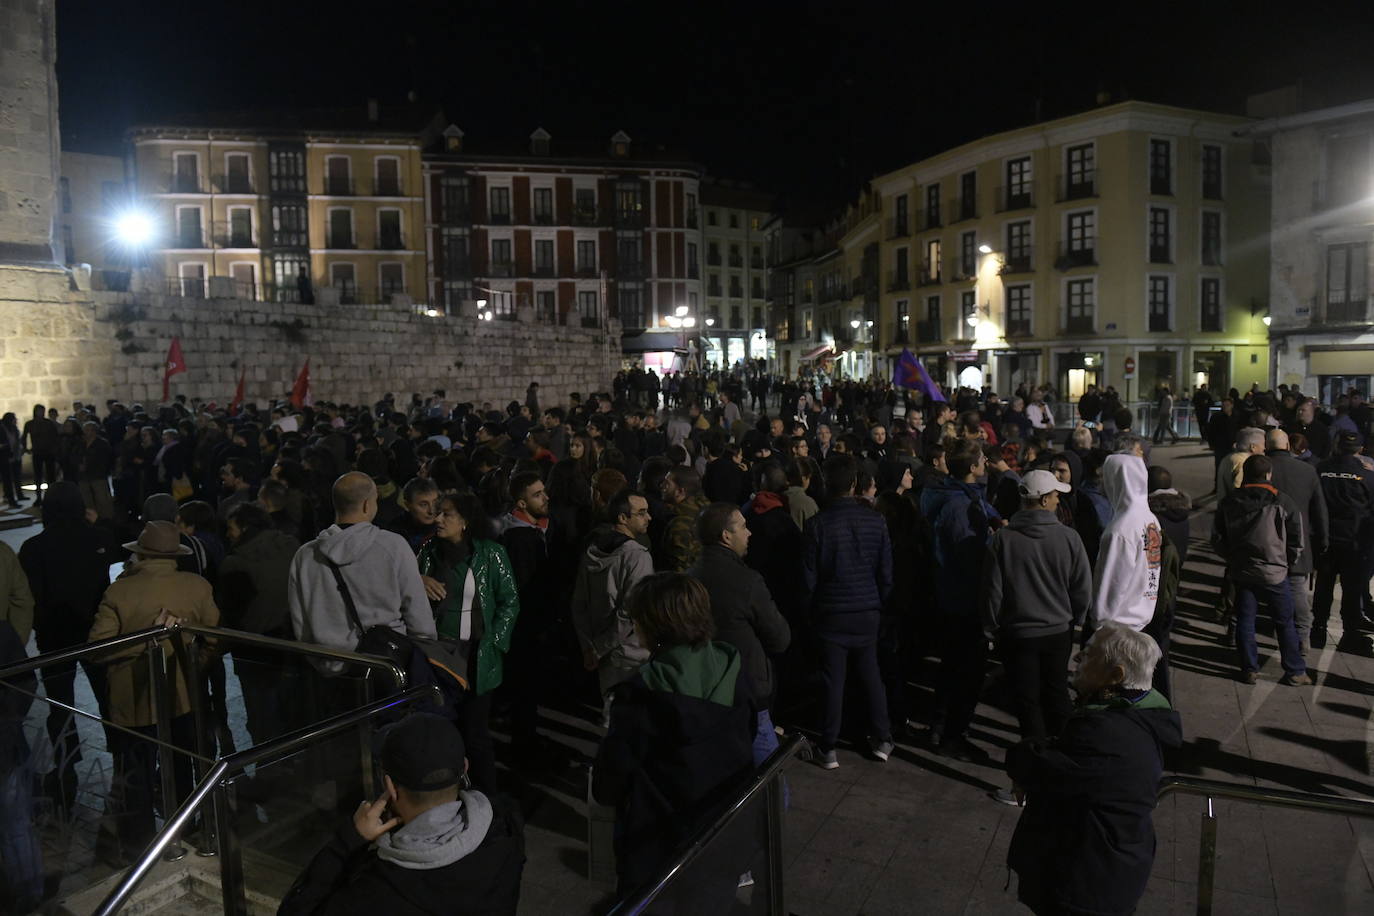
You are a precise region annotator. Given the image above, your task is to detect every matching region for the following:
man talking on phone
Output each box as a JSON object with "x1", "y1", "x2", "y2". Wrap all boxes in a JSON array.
[{"x1": 279, "y1": 713, "x2": 526, "y2": 914}]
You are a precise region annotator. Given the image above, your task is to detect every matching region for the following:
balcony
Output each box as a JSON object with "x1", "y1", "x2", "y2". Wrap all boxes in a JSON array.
[
  {"x1": 488, "y1": 211, "x2": 512, "y2": 226},
  {"x1": 271, "y1": 229, "x2": 308, "y2": 248},
  {"x1": 325, "y1": 234, "x2": 355, "y2": 250},
  {"x1": 1326, "y1": 296, "x2": 1369, "y2": 324},
  {"x1": 999, "y1": 253, "x2": 1033, "y2": 275},
  {"x1": 488, "y1": 262, "x2": 514, "y2": 278},
  {"x1": 1202, "y1": 243, "x2": 1223, "y2": 267},
  {"x1": 614, "y1": 208, "x2": 646, "y2": 228},
  {"x1": 1056, "y1": 172, "x2": 1098, "y2": 202},
  {"x1": 918, "y1": 208, "x2": 942, "y2": 230},
  {"x1": 688, "y1": 264, "x2": 700, "y2": 279},
  {"x1": 572, "y1": 207, "x2": 600, "y2": 226},
  {"x1": 751, "y1": 255, "x2": 764, "y2": 270},
  {"x1": 686, "y1": 210, "x2": 699, "y2": 228},
  {"x1": 916, "y1": 318, "x2": 941, "y2": 343},
  {"x1": 270, "y1": 174, "x2": 306, "y2": 195},
  {"x1": 708, "y1": 282, "x2": 723, "y2": 297},
  {"x1": 1149, "y1": 244, "x2": 1172, "y2": 264},
  {"x1": 886, "y1": 270, "x2": 911, "y2": 292},
  {"x1": 1149, "y1": 312, "x2": 1172, "y2": 332},
  {"x1": 950, "y1": 256, "x2": 975, "y2": 282},
  {"x1": 889, "y1": 322, "x2": 910, "y2": 345},
  {"x1": 373, "y1": 178, "x2": 403, "y2": 197},
  {"x1": 214, "y1": 174, "x2": 254, "y2": 194},
  {"x1": 580, "y1": 314, "x2": 600, "y2": 328},
  {"x1": 1150, "y1": 174, "x2": 1172, "y2": 196},
  {"x1": 377, "y1": 232, "x2": 405, "y2": 251},
  {"x1": 174, "y1": 231, "x2": 205, "y2": 249},
  {"x1": 728, "y1": 254, "x2": 744, "y2": 268},
  {"x1": 917, "y1": 263, "x2": 942, "y2": 287},
  {"x1": 533, "y1": 210, "x2": 555, "y2": 226},
  {"x1": 1203, "y1": 181, "x2": 1223, "y2": 201},
  {"x1": 949, "y1": 197, "x2": 978, "y2": 223},
  {"x1": 618, "y1": 260, "x2": 646, "y2": 280},
  {"x1": 729, "y1": 284, "x2": 744, "y2": 299},
  {"x1": 440, "y1": 202, "x2": 472, "y2": 225},
  {"x1": 1005, "y1": 317, "x2": 1032, "y2": 337},
  {"x1": 322, "y1": 176, "x2": 355, "y2": 196},
  {"x1": 170, "y1": 174, "x2": 203, "y2": 194},
  {"x1": 1055, "y1": 241, "x2": 1097, "y2": 269},
  {"x1": 1064, "y1": 314, "x2": 1094, "y2": 334},
  {"x1": 888, "y1": 217, "x2": 910, "y2": 239},
  {"x1": 443, "y1": 259, "x2": 473, "y2": 279},
  {"x1": 707, "y1": 252, "x2": 722, "y2": 266},
  {"x1": 996, "y1": 184, "x2": 1035, "y2": 212}
]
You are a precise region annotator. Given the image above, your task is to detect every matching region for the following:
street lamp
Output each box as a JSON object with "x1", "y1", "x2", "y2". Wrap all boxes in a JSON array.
[
  {"x1": 1261, "y1": 315, "x2": 1272, "y2": 327},
  {"x1": 978, "y1": 243, "x2": 994, "y2": 255},
  {"x1": 113, "y1": 209, "x2": 156, "y2": 249},
  {"x1": 705, "y1": 316, "x2": 715, "y2": 326}
]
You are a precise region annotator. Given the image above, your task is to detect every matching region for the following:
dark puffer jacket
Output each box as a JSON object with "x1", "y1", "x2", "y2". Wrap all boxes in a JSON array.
[
  {"x1": 802, "y1": 498, "x2": 893, "y2": 644},
  {"x1": 1212, "y1": 483, "x2": 1304, "y2": 587},
  {"x1": 1007, "y1": 689, "x2": 1182, "y2": 916}
]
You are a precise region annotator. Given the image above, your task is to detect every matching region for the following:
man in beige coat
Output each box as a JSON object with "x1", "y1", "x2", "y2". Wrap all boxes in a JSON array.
[{"x1": 88, "y1": 520, "x2": 219, "y2": 860}]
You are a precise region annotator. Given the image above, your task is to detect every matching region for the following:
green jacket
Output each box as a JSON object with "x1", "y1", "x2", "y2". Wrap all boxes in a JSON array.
[
  {"x1": 417, "y1": 538, "x2": 521, "y2": 696},
  {"x1": 658, "y1": 494, "x2": 710, "y2": 572}
]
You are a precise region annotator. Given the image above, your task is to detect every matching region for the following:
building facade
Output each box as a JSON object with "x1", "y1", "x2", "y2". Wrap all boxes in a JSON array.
[
  {"x1": 57, "y1": 151, "x2": 128, "y2": 280},
  {"x1": 699, "y1": 179, "x2": 774, "y2": 369},
  {"x1": 845, "y1": 101, "x2": 1270, "y2": 401},
  {"x1": 1254, "y1": 99, "x2": 1374, "y2": 404},
  {"x1": 127, "y1": 105, "x2": 437, "y2": 305},
  {"x1": 424, "y1": 127, "x2": 702, "y2": 366}
]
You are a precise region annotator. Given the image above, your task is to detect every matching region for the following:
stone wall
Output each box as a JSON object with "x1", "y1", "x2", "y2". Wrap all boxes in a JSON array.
[
  {"x1": 0, "y1": 0, "x2": 61, "y2": 264},
  {"x1": 0, "y1": 289, "x2": 623, "y2": 413}
]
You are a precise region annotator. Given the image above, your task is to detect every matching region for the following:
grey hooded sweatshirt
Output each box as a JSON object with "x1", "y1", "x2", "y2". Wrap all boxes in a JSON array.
[
  {"x1": 571, "y1": 525, "x2": 654, "y2": 694},
  {"x1": 288, "y1": 522, "x2": 434, "y2": 671},
  {"x1": 375, "y1": 791, "x2": 493, "y2": 869},
  {"x1": 982, "y1": 509, "x2": 1093, "y2": 640}
]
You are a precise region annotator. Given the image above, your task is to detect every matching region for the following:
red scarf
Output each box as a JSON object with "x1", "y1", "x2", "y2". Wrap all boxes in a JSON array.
[
  {"x1": 750, "y1": 491, "x2": 783, "y2": 514},
  {"x1": 1241, "y1": 483, "x2": 1278, "y2": 495},
  {"x1": 513, "y1": 508, "x2": 549, "y2": 530}
]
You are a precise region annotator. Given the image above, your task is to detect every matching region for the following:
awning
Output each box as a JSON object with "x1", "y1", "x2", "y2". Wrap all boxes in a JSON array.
[
  {"x1": 1308, "y1": 349, "x2": 1374, "y2": 375},
  {"x1": 619, "y1": 331, "x2": 680, "y2": 354},
  {"x1": 800, "y1": 343, "x2": 834, "y2": 361}
]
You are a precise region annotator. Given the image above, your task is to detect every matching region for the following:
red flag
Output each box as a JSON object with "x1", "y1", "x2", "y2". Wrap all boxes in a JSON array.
[
  {"x1": 229, "y1": 367, "x2": 246, "y2": 415},
  {"x1": 162, "y1": 337, "x2": 187, "y2": 401},
  {"x1": 290, "y1": 358, "x2": 312, "y2": 408}
]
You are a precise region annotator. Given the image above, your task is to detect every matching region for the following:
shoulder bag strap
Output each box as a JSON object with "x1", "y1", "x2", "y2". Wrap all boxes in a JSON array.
[{"x1": 323, "y1": 556, "x2": 365, "y2": 636}]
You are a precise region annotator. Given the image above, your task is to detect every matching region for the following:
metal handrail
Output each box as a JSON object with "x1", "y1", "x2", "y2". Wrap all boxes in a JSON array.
[
  {"x1": 95, "y1": 684, "x2": 442, "y2": 916},
  {"x1": 1157, "y1": 776, "x2": 1374, "y2": 916},
  {"x1": 608, "y1": 733, "x2": 802, "y2": 915},
  {"x1": 0, "y1": 624, "x2": 408, "y2": 689}
]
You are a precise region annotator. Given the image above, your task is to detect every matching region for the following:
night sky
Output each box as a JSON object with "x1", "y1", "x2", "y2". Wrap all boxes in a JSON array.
[{"x1": 56, "y1": 0, "x2": 1374, "y2": 212}]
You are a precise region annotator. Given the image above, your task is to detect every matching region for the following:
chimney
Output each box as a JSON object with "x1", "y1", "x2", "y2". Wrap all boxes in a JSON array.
[{"x1": 367, "y1": 98, "x2": 380, "y2": 122}]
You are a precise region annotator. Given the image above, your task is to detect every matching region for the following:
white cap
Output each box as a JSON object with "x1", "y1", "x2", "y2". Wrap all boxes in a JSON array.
[{"x1": 1019, "y1": 469, "x2": 1071, "y2": 499}]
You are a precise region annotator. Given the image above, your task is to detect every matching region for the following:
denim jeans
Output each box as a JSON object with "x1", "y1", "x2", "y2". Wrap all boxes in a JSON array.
[
  {"x1": 1235, "y1": 579, "x2": 1306, "y2": 677},
  {"x1": 752, "y1": 708, "x2": 779, "y2": 767},
  {"x1": 818, "y1": 639, "x2": 890, "y2": 752},
  {"x1": 0, "y1": 762, "x2": 45, "y2": 907}
]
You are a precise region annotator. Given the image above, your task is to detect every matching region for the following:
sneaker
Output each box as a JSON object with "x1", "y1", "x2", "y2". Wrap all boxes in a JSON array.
[
  {"x1": 869, "y1": 738, "x2": 895, "y2": 762},
  {"x1": 991, "y1": 787, "x2": 1022, "y2": 807},
  {"x1": 817, "y1": 748, "x2": 839, "y2": 770},
  {"x1": 1310, "y1": 628, "x2": 1328, "y2": 650},
  {"x1": 1280, "y1": 672, "x2": 1313, "y2": 686},
  {"x1": 738, "y1": 871, "x2": 755, "y2": 888},
  {"x1": 1240, "y1": 670, "x2": 1258, "y2": 685}
]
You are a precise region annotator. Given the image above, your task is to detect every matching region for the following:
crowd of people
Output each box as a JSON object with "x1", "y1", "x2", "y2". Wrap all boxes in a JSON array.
[{"x1": 0, "y1": 369, "x2": 1371, "y2": 914}]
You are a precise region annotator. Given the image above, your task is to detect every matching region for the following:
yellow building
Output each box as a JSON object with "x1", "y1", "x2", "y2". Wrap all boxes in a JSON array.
[
  {"x1": 57, "y1": 151, "x2": 128, "y2": 281},
  {"x1": 867, "y1": 100, "x2": 1269, "y2": 403},
  {"x1": 128, "y1": 104, "x2": 439, "y2": 305}
]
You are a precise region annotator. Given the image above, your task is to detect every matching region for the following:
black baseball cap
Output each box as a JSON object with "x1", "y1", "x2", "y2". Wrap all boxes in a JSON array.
[
  {"x1": 1335, "y1": 431, "x2": 1363, "y2": 455},
  {"x1": 378, "y1": 713, "x2": 466, "y2": 792}
]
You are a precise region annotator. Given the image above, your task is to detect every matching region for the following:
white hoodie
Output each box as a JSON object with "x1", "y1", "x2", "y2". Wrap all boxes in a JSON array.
[{"x1": 1090, "y1": 454, "x2": 1163, "y2": 631}]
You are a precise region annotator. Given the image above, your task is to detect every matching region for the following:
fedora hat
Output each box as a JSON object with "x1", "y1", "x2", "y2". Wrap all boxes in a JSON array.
[{"x1": 122, "y1": 520, "x2": 193, "y2": 558}]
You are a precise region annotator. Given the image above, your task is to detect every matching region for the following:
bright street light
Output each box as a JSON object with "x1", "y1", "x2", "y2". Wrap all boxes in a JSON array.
[
  {"x1": 425, "y1": 308, "x2": 440, "y2": 317},
  {"x1": 850, "y1": 318, "x2": 861, "y2": 329},
  {"x1": 674, "y1": 304, "x2": 689, "y2": 317},
  {"x1": 978, "y1": 243, "x2": 993, "y2": 254},
  {"x1": 683, "y1": 316, "x2": 696, "y2": 328},
  {"x1": 476, "y1": 298, "x2": 488, "y2": 308},
  {"x1": 665, "y1": 315, "x2": 682, "y2": 328},
  {"x1": 113, "y1": 209, "x2": 156, "y2": 248},
  {"x1": 705, "y1": 317, "x2": 716, "y2": 327},
  {"x1": 1262, "y1": 315, "x2": 1272, "y2": 327}
]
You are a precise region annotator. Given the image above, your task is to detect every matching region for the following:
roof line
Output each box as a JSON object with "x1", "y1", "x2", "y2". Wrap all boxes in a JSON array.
[{"x1": 1239, "y1": 98, "x2": 1374, "y2": 135}]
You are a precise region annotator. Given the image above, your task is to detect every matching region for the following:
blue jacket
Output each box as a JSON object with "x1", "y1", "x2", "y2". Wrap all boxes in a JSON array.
[
  {"x1": 802, "y1": 498, "x2": 893, "y2": 643},
  {"x1": 924, "y1": 477, "x2": 999, "y2": 615}
]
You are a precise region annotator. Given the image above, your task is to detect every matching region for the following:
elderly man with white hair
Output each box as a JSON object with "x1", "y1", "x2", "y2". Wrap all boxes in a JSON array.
[
  {"x1": 1216, "y1": 426, "x2": 1266, "y2": 496},
  {"x1": 1004, "y1": 622, "x2": 1181, "y2": 916}
]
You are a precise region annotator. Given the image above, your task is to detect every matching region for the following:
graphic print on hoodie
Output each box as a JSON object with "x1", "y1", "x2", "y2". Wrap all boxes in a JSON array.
[{"x1": 1090, "y1": 454, "x2": 1161, "y2": 631}]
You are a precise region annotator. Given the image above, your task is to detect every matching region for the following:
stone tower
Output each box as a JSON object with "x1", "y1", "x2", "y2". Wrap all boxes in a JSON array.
[{"x1": 0, "y1": 0, "x2": 63, "y2": 290}]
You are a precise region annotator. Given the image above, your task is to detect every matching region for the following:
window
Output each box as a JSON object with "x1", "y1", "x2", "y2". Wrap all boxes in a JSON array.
[
  {"x1": 686, "y1": 193, "x2": 698, "y2": 227},
  {"x1": 1064, "y1": 210, "x2": 1096, "y2": 266},
  {"x1": 707, "y1": 242, "x2": 721, "y2": 265},
  {"x1": 926, "y1": 295, "x2": 941, "y2": 321},
  {"x1": 1005, "y1": 157, "x2": 1032, "y2": 209},
  {"x1": 1149, "y1": 208, "x2": 1172, "y2": 263},
  {"x1": 225, "y1": 153, "x2": 251, "y2": 193},
  {"x1": 227, "y1": 207, "x2": 253, "y2": 247},
  {"x1": 489, "y1": 186, "x2": 511, "y2": 223},
  {"x1": 687, "y1": 242, "x2": 699, "y2": 278},
  {"x1": 751, "y1": 246, "x2": 763, "y2": 269},
  {"x1": 689, "y1": 291, "x2": 699, "y2": 310},
  {"x1": 751, "y1": 216, "x2": 761, "y2": 230},
  {"x1": 1148, "y1": 275, "x2": 1172, "y2": 331},
  {"x1": 490, "y1": 238, "x2": 512, "y2": 275},
  {"x1": 272, "y1": 203, "x2": 307, "y2": 247},
  {"x1": 1007, "y1": 284, "x2": 1031, "y2": 335},
  {"x1": 802, "y1": 277, "x2": 814, "y2": 302},
  {"x1": 331, "y1": 263, "x2": 357, "y2": 303},
  {"x1": 803, "y1": 309, "x2": 814, "y2": 337},
  {"x1": 752, "y1": 278, "x2": 764, "y2": 299},
  {"x1": 730, "y1": 306, "x2": 742, "y2": 328},
  {"x1": 273, "y1": 254, "x2": 309, "y2": 302},
  {"x1": 896, "y1": 299, "x2": 910, "y2": 341},
  {"x1": 324, "y1": 156, "x2": 351, "y2": 195},
  {"x1": 1149, "y1": 139, "x2": 1172, "y2": 194},
  {"x1": 441, "y1": 228, "x2": 470, "y2": 278},
  {"x1": 1200, "y1": 278, "x2": 1222, "y2": 332},
  {"x1": 230, "y1": 262, "x2": 256, "y2": 298},
  {"x1": 615, "y1": 181, "x2": 643, "y2": 223},
  {"x1": 729, "y1": 274, "x2": 743, "y2": 298},
  {"x1": 374, "y1": 157, "x2": 400, "y2": 196},
  {"x1": 579, "y1": 290, "x2": 600, "y2": 326},
  {"x1": 728, "y1": 212, "x2": 739, "y2": 229},
  {"x1": 1201, "y1": 211, "x2": 1222, "y2": 265},
  {"x1": 59, "y1": 177, "x2": 71, "y2": 213},
  {"x1": 61, "y1": 224, "x2": 74, "y2": 264},
  {"x1": 729, "y1": 243, "x2": 742, "y2": 268},
  {"x1": 1006, "y1": 221, "x2": 1032, "y2": 271},
  {"x1": 378, "y1": 210, "x2": 403, "y2": 249},
  {"x1": 177, "y1": 206, "x2": 203, "y2": 247},
  {"x1": 534, "y1": 239, "x2": 554, "y2": 275},
  {"x1": 177, "y1": 262, "x2": 207, "y2": 297},
  {"x1": 708, "y1": 274, "x2": 722, "y2": 297},
  {"x1": 533, "y1": 187, "x2": 554, "y2": 224},
  {"x1": 960, "y1": 290, "x2": 977, "y2": 331},
  {"x1": 707, "y1": 210, "x2": 718, "y2": 226},
  {"x1": 574, "y1": 187, "x2": 597, "y2": 222},
  {"x1": 894, "y1": 194, "x2": 909, "y2": 235},
  {"x1": 440, "y1": 176, "x2": 470, "y2": 223},
  {"x1": 618, "y1": 236, "x2": 642, "y2": 273},
  {"x1": 1066, "y1": 278, "x2": 1095, "y2": 331},
  {"x1": 1202, "y1": 145, "x2": 1223, "y2": 199},
  {"x1": 619, "y1": 286, "x2": 643, "y2": 326},
  {"x1": 328, "y1": 209, "x2": 353, "y2": 248},
  {"x1": 536, "y1": 290, "x2": 557, "y2": 322},
  {"x1": 752, "y1": 307, "x2": 763, "y2": 327},
  {"x1": 959, "y1": 232, "x2": 976, "y2": 278},
  {"x1": 1064, "y1": 144, "x2": 1094, "y2": 199},
  {"x1": 379, "y1": 263, "x2": 405, "y2": 299},
  {"x1": 1326, "y1": 242, "x2": 1369, "y2": 322},
  {"x1": 924, "y1": 184, "x2": 941, "y2": 227},
  {"x1": 893, "y1": 247, "x2": 910, "y2": 288},
  {"x1": 958, "y1": 171, "x2": 977, "y2": 220},
  {"x1": 269, "y1": 148, "x2": 305, "y2": 194},
  {"x1": 173, "y1": 153, "x2": 199, "y2": 192},
  {"x1": 923, "y1": 239, "x2": 942, "y2": 282},
  {"x1": 576, "y1": 240, "x2": 596, "y2": 273}
]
